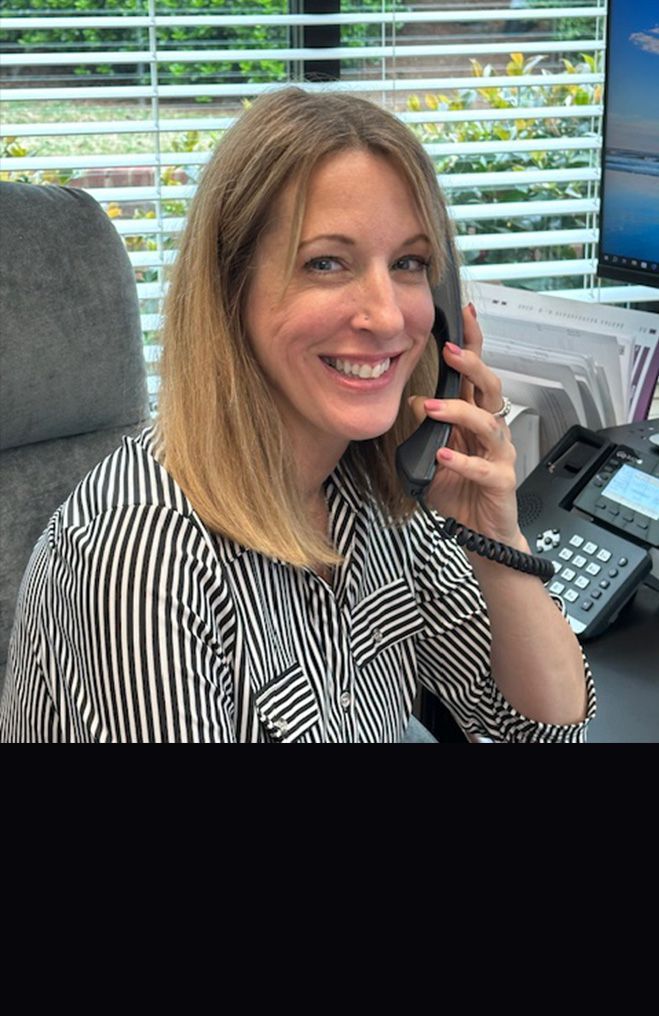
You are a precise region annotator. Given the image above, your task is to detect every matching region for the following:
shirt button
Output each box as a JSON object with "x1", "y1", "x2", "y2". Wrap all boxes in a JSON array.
[
  {"x1": 372, "y1": 628, "x2": 383, "y2": 644},
  {"x1": 340, "y1": 692, "x2": 352, "y2": 710}
]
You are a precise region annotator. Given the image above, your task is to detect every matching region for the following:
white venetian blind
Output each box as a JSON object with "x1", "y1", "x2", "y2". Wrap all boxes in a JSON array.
[{"x1": 2, "y1": 0, "x2": 655, "y2": 398}]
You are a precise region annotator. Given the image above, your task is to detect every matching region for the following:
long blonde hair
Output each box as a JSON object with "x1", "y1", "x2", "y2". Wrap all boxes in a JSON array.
[{"x1": 158, "y1": 86, "x2": 457, "y2": 568}]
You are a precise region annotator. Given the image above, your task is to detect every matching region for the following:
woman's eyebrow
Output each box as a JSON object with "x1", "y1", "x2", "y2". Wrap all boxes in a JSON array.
[
  {"x1": 298, "y1": 232, "x2": 430, "y2": 249},
  {"x1": 399, "y1": 233, "x2": 431, "y2": 247},
  {"x1": 298, "y1": 233, "x2": 355, "y2": 249}
]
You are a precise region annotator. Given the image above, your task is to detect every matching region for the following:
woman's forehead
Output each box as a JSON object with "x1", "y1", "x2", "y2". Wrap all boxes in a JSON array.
[{"x1": 271, "y1": 150, "x2": 425, "y2": 237}]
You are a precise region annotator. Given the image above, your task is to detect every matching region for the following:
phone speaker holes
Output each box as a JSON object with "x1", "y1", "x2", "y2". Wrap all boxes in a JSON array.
[{"x1": 516, "y1": 492, "x2": 543, "y2": 527}]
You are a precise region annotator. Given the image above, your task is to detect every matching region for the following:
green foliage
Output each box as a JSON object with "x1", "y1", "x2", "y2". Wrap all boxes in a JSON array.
[
  {"x1": 2, "y1": 21, "x2": 601, "y2": 292},
  {"x1": 0, "y1": 1, "x2": 391, "y2": 88},
  {"x1": 0, "y1": 133, "x2": 74, "y2": 185},
  {"x1": 408, "y1": 52, "x2": 602, "y2": 287},
  {"x1": 0, "y1": 2, "x2": 289, "y2": 87},
  {"x1": 519, "y1": 0, "x2": 597, "y2": 43}
]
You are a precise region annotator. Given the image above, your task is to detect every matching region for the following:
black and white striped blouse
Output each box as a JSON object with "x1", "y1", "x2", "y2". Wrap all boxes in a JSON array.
[{"x1": 0, "y1": 427, "x2": 595, "y2": 742}]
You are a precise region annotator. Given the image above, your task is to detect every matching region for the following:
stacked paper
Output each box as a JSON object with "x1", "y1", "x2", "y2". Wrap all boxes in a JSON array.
[{"x1": 468, "y1": 283, "x2": 659, "y2": 474}]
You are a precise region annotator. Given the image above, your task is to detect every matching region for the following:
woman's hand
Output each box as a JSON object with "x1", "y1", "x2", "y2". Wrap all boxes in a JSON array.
[{"x1": 409, "y1": 303, "x2": 523, "y2": 546}]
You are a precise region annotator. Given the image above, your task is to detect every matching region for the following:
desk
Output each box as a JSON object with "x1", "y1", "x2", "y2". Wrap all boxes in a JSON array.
[{"x1": 584, "y1": 582, "x2": 659, "y2": 743}]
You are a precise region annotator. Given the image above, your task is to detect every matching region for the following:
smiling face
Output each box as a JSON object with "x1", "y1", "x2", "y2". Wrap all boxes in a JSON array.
[{"x1": 244, "y1": 148, "x2": 435, "y2": 481}]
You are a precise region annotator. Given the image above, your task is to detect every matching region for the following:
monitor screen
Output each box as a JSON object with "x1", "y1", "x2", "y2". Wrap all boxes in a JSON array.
[{"x1": 598, "y1": 0, "x2": 659, "y2": 289}]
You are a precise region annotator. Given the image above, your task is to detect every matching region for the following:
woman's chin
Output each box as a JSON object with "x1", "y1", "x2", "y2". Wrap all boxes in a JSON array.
[{"x1": 340, "y1": 411, "x2": 400, "y2": 443}]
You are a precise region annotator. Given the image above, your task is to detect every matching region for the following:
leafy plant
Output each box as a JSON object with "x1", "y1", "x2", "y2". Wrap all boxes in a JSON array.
[
  {"x1": 0, "y1": 0, "x2": 394, "y2": 90},
  {"x1": 407, "y1": 52, "x2": 602, "y2": 288},
  {"x1": 519, "y1": 0, "x2": 597, "y2": 43},
  {"x1": 0, "y1": 134, "x2": 74, "y2": 185}
]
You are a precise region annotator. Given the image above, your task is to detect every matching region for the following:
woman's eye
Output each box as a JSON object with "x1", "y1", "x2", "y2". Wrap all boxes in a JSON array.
[
  {"x1": 394, "y1": 255, "x2": 430, "y2": 272},
  {"x1": 305, "y1": 257, "x2": 342, "y2": 273}
]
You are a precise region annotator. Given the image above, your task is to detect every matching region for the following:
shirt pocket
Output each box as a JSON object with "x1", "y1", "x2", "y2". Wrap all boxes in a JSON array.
[
  {"x1": 254, "y1": 662, "x2": 321, "y2": 742},
  {"x1": 351, "y1": 577, "x2": 425, "y2": 669}
]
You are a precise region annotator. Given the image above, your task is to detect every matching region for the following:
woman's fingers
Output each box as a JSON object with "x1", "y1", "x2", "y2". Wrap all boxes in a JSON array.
[
  {"x1": 462, "y1": 301, "x2": 484, "y2": 357},
  {"x1": 408, "y1": 393, "x2": 431, "y2": 426},
  {"x1": 423, "y1": 397, "x2": 515, "y2": 461},
  {"x1": 442, "y1": 317, "x2": 504, "y2": 415},
  {"x1": 436, "y1": 444, "x2": 517, "y2": 494}
]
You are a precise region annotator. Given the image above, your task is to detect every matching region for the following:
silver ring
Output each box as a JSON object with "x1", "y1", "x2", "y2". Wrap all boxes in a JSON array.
[{"x1": 491, "y1": 395, "x2": 512, "y2": 419}]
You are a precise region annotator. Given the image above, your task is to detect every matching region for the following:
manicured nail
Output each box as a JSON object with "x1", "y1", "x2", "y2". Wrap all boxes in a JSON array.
[
  {"x1": 445, "y1": 341, "x2": 462, "y2": 356},
  {"x1": 468, "y1": 302, "x2": 478, "y2": 319},
  {"x1": 425, "y1": 399, "x2": 445, "y2": 412},
  {"x1": 438, "y1": 447, "x2": 453, "y2": 461}
]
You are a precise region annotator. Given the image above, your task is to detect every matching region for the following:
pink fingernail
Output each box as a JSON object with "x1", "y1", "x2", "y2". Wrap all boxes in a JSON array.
[
  {"x1": 445, "y1": 342, "x2": 462, "y2": 356},
  {"x1": 438, "y1": 448, "x2": 453, "y2": 461},
  {"x1": 425, "y1": 399, "x2": 445, "y2": 412}
]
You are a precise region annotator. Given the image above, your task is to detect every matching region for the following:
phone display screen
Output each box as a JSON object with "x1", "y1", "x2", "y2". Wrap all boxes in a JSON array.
[{"x1": 602, "y1": 464, "x2": 659, "y2": 520}]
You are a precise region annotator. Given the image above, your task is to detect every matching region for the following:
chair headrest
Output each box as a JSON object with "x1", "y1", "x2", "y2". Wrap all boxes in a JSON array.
[{"x1": 0, "y1": 182, "x2": 149, "y2": 451}]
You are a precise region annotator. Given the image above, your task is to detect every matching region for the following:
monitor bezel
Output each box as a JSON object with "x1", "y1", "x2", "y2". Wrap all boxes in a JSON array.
[{"x1": 596, "y1": 0, "x2": 659, "y2": 291}]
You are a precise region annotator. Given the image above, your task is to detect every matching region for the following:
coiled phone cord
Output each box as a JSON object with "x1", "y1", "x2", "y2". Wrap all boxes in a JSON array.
[{"x1": 418, "y1": 499, "x2": 556, "y2": 583}]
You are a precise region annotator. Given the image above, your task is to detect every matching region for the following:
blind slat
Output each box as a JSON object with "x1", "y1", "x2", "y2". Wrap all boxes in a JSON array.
[
  {"x1": 0, "y1": 9, "x2": 603, "y2": 31},
  {"x1": 451, "y1": 198, "x2": 599, "y2": 221},
  {"x1": 0, "y1": 102, "x2": 602, "y2": 141},
  {"x1": 463, "y1": 258, "x2": 596, "y2": 281},
  {"x1": 458, "y1": 228, "x2": 598, "y2": 251},
  {"x1": 1, "y1": 39, "x2": 604, "y2": 67},
  {"x1": 2, "y1": 72, "x2": 603, "y2": 104},
  {"x1": 425, "y1": 138, "x2": 601, "y2": 156}
]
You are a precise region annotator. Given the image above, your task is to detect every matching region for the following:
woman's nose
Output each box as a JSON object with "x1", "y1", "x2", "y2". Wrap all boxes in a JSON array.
[{"x1": 351, "y1": 269, "x2": 405, "y2": 338}]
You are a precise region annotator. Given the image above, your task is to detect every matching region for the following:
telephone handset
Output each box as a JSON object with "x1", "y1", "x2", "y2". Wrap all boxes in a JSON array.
[
  {"x1": 395, "y1": 255, "x2": 555, "y2": 582},
  {"x1": 395, "y1": 258, "x2": 463, "y2": 499}
]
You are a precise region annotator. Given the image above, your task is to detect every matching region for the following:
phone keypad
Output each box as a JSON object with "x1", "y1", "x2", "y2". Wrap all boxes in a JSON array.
[{"x1": 539, "y1": 527, "x2": 631, "y2": 621}]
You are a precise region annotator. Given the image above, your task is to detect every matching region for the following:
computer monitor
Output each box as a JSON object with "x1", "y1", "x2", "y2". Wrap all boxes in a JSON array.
[{"x1": 597, "y1": 0, "x2": 659, "y2": 289}]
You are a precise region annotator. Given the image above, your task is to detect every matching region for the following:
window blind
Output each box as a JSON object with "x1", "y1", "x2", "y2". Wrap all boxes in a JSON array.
[{"x1": 2, "y1": 1, "x2": 655, "y2": 401}]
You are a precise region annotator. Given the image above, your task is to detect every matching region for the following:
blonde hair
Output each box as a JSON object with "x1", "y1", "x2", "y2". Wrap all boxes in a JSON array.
[{"x1": 158, "y1": 86, "x2": 458, "y2": 568}]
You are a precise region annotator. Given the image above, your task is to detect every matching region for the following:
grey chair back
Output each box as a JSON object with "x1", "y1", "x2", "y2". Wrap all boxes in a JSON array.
[{"x1": 0, "y1": 182, "x2": 150, "y2": 688}]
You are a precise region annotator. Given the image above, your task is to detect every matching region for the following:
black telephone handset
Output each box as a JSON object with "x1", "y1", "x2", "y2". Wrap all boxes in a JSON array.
[
  {"x1": 395, "y1": 259, "x2": 463, "y2": 499},
  {"x1": 395, "y1": 256, "x2": 555, "y2": 582}
]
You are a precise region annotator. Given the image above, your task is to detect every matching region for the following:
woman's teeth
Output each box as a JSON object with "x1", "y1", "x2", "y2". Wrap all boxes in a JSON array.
[{"x1": 323, "y1": 356, "x2": 391, "y2": 379}]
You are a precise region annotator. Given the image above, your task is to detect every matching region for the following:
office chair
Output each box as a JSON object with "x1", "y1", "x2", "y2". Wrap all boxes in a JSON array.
[{"x1": 0, "y1": 182, "x2": 150, "y2": 692}]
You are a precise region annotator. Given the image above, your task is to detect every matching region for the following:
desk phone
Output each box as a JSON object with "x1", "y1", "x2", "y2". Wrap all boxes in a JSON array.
[{"x1": 516, "y1": 420, "x2": 658, "y2": 639}]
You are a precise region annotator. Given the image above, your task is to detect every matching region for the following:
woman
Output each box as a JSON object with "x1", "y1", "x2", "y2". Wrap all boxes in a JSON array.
[{"x1": 0, "y1": 88, "x2": 594, "y2": 742}]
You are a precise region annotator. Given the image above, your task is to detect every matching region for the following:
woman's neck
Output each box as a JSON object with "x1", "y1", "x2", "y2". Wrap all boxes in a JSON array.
[{"x1": 294, "y1": 436, "x2": 347, "y2": 513}]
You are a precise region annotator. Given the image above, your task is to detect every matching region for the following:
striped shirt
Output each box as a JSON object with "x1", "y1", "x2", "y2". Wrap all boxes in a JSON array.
[{"x1": 0, "y1": 427, "x2": 595, "y2": 743}]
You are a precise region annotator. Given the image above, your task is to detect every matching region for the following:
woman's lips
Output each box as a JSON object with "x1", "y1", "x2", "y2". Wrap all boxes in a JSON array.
[{"x1": 319, "y1": 353, "x2": 401, "y2": 388}]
